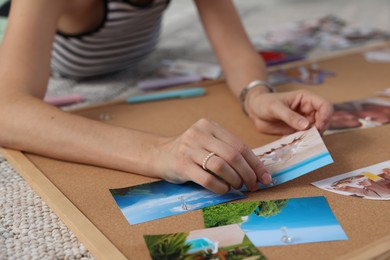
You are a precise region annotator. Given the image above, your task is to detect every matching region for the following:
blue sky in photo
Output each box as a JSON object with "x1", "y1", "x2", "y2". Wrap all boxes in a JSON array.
[
  {"x1": 241, "y1": 196, "x2": 348, "y2": 246},
  {"x1": 111, "y1": 181, "x2": 246, "y2": 224},
  {"x1": 246, "y1": 225, "x2": 347, "y2": 246}
]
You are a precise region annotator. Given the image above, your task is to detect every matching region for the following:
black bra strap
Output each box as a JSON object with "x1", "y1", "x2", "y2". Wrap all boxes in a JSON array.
[{"x1": 0, "y1": 1, "x2": 10, "y2": 17}]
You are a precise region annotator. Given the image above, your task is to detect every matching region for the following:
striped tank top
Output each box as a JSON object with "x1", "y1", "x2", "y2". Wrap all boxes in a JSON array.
[{"x1": 51, "y1": 0, "x2": 169, "y2": 79}]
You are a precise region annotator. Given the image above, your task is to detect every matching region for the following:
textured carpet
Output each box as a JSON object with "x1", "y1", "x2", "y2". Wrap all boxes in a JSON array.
[{"x1": 1, "y1": 0, "x2": 389, "y2": 259}]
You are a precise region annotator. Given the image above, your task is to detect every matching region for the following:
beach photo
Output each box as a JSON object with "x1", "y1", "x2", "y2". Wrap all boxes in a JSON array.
[
  {"x1": 312, "y1": 160, "x2": 390, "y2": 200},
  {"x1": 144, "y1": 224, "x2": 266, "y2": 260},
  {"x1": 110, "y1": 181, "x2": 246, "y2": 225},
  {"x1": 203, "y1": 196, "x2": 347, "y2": 247},
  {"x1": 244, "y1": 126, "x2": 333, "y2": 190}
]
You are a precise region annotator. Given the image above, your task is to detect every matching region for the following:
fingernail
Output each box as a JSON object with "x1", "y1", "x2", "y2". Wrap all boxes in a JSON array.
[
  {"x1": 261, "y1": 172, "x2": 272, "y2": 184},
  {"x1": 298, "y1": 118, "x2": 309, "y2": 129}
]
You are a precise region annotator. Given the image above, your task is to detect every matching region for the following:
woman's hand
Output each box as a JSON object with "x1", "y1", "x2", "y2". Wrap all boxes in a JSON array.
[
  {"x1": 154, "y1": 118, "x2": 272, "y2": 194},
  {"x1": 245, "y1": 89, "x2": 333, "y2": 135}
]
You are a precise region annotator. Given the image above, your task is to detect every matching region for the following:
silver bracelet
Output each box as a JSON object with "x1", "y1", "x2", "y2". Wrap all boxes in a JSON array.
[{"x1": 239, "y1": 80, "x2": 275, "y2": 116}]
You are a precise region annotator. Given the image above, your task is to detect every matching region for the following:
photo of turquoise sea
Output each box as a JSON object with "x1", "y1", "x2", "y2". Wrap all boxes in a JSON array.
[
  {"x1": 110, "y1": 181, "x2": 245, "y2": 225},
  {"x1": 241, "y1": 196, "x2": 348, "y2": 246}
]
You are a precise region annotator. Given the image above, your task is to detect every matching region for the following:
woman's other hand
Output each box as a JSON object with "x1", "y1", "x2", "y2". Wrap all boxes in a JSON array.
[{"x1": 245, "y1": 89, "x2": 333, "y2": 135}]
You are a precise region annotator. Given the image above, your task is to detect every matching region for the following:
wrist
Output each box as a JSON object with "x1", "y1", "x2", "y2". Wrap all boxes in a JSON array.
[
  {"x1": 239, "y1": 80, "x2": 275, "y2": 116},
  {"x1": 121, "y1": 131, "x2": 169, "y2": 177}
]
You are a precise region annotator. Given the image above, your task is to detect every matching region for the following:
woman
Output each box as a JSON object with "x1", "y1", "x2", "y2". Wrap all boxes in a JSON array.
[{"x1": 0, "y1": 0, "x2": 333, "y2": 194}]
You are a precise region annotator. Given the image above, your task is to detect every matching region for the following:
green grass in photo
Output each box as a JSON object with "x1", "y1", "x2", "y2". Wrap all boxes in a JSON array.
[{"x1": 203, "y1": 199, "x2": 288, "y2": 228}]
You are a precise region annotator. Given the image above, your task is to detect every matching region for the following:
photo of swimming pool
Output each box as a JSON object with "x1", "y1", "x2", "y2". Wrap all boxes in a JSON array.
[
  {"x1": 144, "y1": 224, "x2": 266, "y2": 259},
  {"x1": 186, "y1": 237, "x2": 217, "y2": 254}
]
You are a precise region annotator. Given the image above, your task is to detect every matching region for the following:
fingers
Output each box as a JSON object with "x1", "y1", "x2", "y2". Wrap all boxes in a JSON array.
[
  {"x1": 298, "y1": 91, "x2": 334, "y2": 133},
  {"x1": 313, "y1": 98, "x2": 334, "y2": 133},
  {"x1": 240, "y1": 146, "x2": 272, "y2": 185},
  {"x1": 187, "y1": 164, "x2": 231, "y2": 194},
  {"x1": 203, "y1": 143, "x2": 257, "y2": 191},
  {"x1": 269, "y1": 101, "x2": 310, "y2": 131},
  {"x1": 202, "y1": 120, "x2": 272, "y2": 191},
  {"x1": 197, "y1": 151, "x2": 243, "y2": 189},
  {"x1": 184, "y1": 119, "x2": 271, "y2": 192},
  {"x1": 253, "y1": 118, "x2": 298, "y2": 135},
  {"x1": 262, "y1": 90, "x2": 333, "y2": 133}
]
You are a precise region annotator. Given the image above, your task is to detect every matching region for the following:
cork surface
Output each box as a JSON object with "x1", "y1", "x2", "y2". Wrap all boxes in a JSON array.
[{"x1": 18, "y1": 53, "x2": 390, "y2": 259}]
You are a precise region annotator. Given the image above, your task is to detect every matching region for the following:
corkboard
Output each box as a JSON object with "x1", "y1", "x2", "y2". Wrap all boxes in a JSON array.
[{"x1": 2, "y1": 52, "x2": 390, "y2": 260}]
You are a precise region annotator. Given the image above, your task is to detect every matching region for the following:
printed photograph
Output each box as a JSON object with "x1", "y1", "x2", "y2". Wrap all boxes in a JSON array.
[
  {"x1": 377, "y1": 87, "x2": 390, "y2": 97},
  {"x1": 268, "y1": 64, "x2": 335, "y2": 86},
  {"x1": 244, "y1": 126, "x2": 333, "y2": 191},
  {"x1": 144, "y1": 224, "x2": 266, "y2": 260},
  {"x1": 312, "y1": 160, "x2": 390, "y2": 200},
  {"x1": 202, "y1": 196, "x2": 347, "y2": 247},
  {"x1": 364, "y1": 47, "x2": 390, "y2": 63},
  {"x1": 110, "y1": 181, "x2": 246, "y2": 225},
  {"x1": 325, "y1": 98, "x2": 390, "y2": 135}
]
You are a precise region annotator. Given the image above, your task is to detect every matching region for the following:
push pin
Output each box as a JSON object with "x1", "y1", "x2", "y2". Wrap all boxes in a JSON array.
[
  {"x1": 311, "y1": 63, "x2": 319, "y2": 70},
  {"x1": 99, "y1": 112, "x2": 112, "y2": 121},
  {"x1": 178, "y1": 196, "x2": 190, "y2": 211},
  {"x1": 267, "y1": 179, "x2": 277, "y2": 187},
  {"x1": 280, "y1": 226, "x2": 292, "y2": 244}
]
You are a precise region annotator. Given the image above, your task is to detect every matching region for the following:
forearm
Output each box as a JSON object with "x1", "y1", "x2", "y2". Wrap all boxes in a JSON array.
[
  {"x1": 220, "y1": 45, "x2": 268, "y2": 98},
  {"x1": 0, "y1": 95, "x2": 166, "y2": 176},
  {"x1": 195, "y1": 0, "x2": 268, "y2": 97}
]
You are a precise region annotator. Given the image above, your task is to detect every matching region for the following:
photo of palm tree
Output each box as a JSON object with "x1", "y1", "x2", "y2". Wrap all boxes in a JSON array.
[
  {"x1": 202, "y1": 196, "x2": 347, "y2": 246},
  {"x1": 144, "y1": 224, "x2": 266, "y2": 260},
  {"x1": 110, "y1": 181, "x2": 246, "y2": 225}
]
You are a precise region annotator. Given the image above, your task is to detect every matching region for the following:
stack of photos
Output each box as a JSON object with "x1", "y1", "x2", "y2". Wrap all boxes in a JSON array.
[
  {"x1": 144, "y1": 224, "x2": 266, "y2": 260},
  {"x1": 312, "y1": 160, "x2": 390, "y2": 200},
  {"x1": 110, "y1": 181, "x2": 246, "y2": 225},
  {"x1": 243, "y1": 126, "x2": 333, "y2": 191},
  {"x1": 325, "y1": 98, "x2": 390, "y2": 135},
  {"x1": 202, "y1": 196, "x2": 347, "y2": 247}
]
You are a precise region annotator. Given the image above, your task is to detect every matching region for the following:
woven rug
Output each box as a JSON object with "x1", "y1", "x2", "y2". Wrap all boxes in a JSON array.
[
  {"x1": 1, "y1": 0, "x2": 389, "y2": 258},
  {"x1": 0, "y1": 155, "x2": 93, "y2": 260}
]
